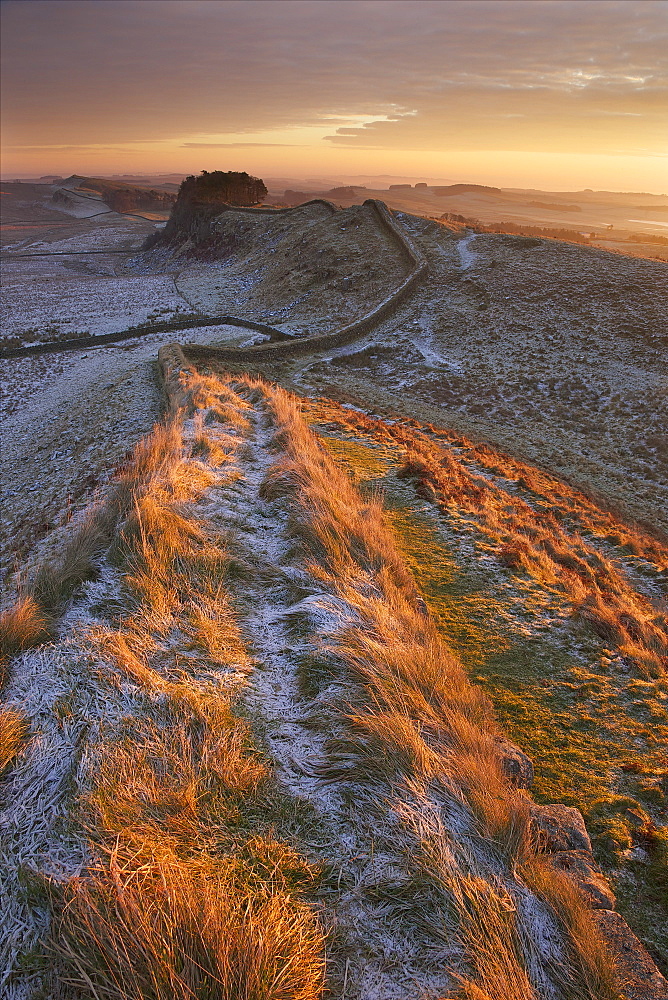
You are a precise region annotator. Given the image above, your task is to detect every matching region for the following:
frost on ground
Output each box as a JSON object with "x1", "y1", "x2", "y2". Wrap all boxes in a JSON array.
[
  {"x1": 1, "y1": 267, "x2": 197, "y2": 344},
  {"x1": 293, "y1": 215, "x2": 668, "y2": 537},
  {"x1": 169, "y1": 201, "x2": 409, "y2": 336},
  {"x1": 289, "y1": 393, "x2": 668, "y2": 973},
  {"x1": 0, "y1": 369, "x2": 458, "y2": 999},
  {"x1": 2, "y1": 188, "x2": 667, "y2": 995},
  {"x1": 0, "y1": 201, "x2": 197, "y2": 347},
  {"x1": 6, "y1": 364, "x2": 659, "y2": 998},
  {"x1": 0, "y1": 317, "x2": 274, "y2": 587}
]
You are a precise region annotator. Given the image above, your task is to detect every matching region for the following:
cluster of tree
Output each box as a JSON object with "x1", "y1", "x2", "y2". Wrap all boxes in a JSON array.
[
  {"x1": 628, "y1": 232, "x2": 668, "y2": 245},
  {"x1": 154, "y1": 170, "x2": 269, "y2": 245},
  {"x1": 177, "y1": 170, "x2": 267, "y2": 207},
  {"x1": 104, "y1": 187, "x2": 177, "y2": 213}
]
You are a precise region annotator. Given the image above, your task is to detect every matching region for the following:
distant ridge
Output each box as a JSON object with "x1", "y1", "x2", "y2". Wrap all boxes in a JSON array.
[{"x1": 432, "y1": 183, "x2": 502, "y2": 195}]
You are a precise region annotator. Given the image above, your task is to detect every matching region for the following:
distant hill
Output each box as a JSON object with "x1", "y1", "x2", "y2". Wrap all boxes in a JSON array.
[
  {"x1": 73, "y1": 176, "x2": 177, "y2": 213},
  {"x1": 432, "y1": 183, "x2": 502, "y2": 196}
]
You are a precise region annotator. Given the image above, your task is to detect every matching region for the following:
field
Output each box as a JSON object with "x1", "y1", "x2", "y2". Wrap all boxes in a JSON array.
[{"x1": 1, "y1": 179, "x2": 667, "y2": 999}]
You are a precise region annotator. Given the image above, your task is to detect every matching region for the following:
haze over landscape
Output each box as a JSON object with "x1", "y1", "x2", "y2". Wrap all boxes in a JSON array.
[{"x1": 1, "y1": 3, "x2": 667, "y2": 999}]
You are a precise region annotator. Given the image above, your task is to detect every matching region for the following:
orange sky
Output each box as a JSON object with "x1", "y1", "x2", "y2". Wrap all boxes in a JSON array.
[{"x1": 2, "y1": 0, "x2": 667, "y2": 192}]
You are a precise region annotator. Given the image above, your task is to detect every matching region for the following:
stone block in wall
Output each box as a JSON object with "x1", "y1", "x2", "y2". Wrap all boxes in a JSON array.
[
  {"x1": 496, "y1": 737, "x2": 534, "y2": 789},
  {"x1": 551, "y1": 850, "x2": 616, "y2": 909},
  {"x1": 594, "y1": 910, "x2": 668, "y2": 999},
  {"x1": 530, "y1": 802, "x2": 592, "y2": 853}
]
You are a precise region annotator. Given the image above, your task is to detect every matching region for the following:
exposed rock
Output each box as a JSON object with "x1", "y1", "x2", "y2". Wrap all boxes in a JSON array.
[
  {"x1": 551, "y1": 850, "x2": 616, "y2": 909},
  {"x1": 594, "y1": 910, "x2": 668, "y2": 1000},
  {"x1": 496, "y1": 737, "x2": 534, "y2": 789},
  {"x1": 530, "y1": 802, "x2": 592, "y2": 853}
]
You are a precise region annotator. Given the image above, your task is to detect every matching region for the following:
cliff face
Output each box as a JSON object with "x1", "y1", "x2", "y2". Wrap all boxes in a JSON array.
[
  {"x1": 160, "y1": 170, "x2": 268, "y2": 243},
  {"x1": 161, "y1": 200, "x2": 223, "y2": 243}
]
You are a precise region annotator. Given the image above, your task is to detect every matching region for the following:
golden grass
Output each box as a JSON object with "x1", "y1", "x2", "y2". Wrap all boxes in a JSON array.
[
  {"x1": 31, "y1": 504, "x2": 115, "y2": 612},
  {"x1": 0, "y1": 595, "x2": 50, "y2": 679},
  {"x1": 0, "y1": 707, "x2": 29, "y2": 776},
  {"x1": 184, "y1": 373, "x2": 254, "y2": 431},
  {"x1": 304, "y1": 396, "x2": 667, "y2": 567},
  {"x1": 52, "y1": 848, "x2": 324, "y2": 1000},
  {"x1": 466, "y1": 439, "x2": 667, "y2": 566},
  {"x1": 262, "y1": 383, "x2": 532, "y2": 855},
  {"x1": 520, "y1": 857, "x2": 622, "y2": 1000},
  {"x1": 84, "y1": 695, "x2": 266, "y2": 851},
  {"x1": 398, "y1": 797, "x2": 539, "y2": 1000},
  {"x1": 258, "y1": 379, "x2": 621, "y2": 999},
  {"x1": 395, "y1": 442, "x2": 667, "y2": 678},
  {"x1": 0, "y1": 419, "x2": 189, "y2": 691},
  {"x1": 192, "y1": 425, "x2": 234, "y2": 466},
  {"x1": 451, "y1": 877, "x2": 539, "y2": 1000},
  {"x1": 49, "y1": 370, "x2": 325, "y2": 999},
  {"x1": 0, "y1": 377, "x2": 245, "y2": 690},
  {"x1": 7, "y1": 364, "x2": 628, "y2": 997}
]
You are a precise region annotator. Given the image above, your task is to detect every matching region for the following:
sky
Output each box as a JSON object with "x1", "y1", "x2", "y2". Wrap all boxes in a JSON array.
[{"x1": 1, "y1": 0, "x2": 667, "y2": 192}]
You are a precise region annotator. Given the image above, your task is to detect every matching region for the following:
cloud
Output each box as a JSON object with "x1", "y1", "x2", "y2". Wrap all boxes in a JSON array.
[
  {"x1": 181, "y1": 142, "x2": 306, "y2": 148},
  {"x1": 1, "y1": 0, "x2": 666, "y2": 157}
]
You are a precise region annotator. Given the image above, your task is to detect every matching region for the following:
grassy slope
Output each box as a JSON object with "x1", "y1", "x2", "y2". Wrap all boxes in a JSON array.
[
  {"x1": 2, "y1": 366, "x2": 665, "y2": 996},
  {"x1": 301, "y1": 397, "x2": 668, "y2": 973}
]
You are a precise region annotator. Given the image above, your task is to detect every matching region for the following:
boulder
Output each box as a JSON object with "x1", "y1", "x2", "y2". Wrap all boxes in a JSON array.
[
  {"x1": 497, "y1": 738, "x2": 534, "y2": 789},
  {"x1": 594, "y1": 910, "x2": 668, "y2": 999},
  {"x1": 551, "y1": 850, "x2": 616, "y2": 909},
  {"x1": 530, "y1": 802, "x2": 592, "y2": 853}
]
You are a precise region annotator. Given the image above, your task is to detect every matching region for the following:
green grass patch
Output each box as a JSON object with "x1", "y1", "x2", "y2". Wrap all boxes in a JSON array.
[{"x1": 315, "y1": 422, "x2": 668, "y2": 972}]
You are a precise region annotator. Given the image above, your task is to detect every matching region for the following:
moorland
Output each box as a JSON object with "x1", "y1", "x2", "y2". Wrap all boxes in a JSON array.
[{"x1": 1, "y1": 173, "x2": 667, "y2": 1000}]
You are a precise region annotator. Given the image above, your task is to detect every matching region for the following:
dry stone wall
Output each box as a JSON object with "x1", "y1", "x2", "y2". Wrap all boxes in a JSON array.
[{"x1": 182, "y1": 199, "x2": 428, "y2": 366}]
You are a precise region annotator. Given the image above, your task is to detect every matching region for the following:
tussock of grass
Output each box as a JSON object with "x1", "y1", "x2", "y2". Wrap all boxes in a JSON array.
[
  {"x1": 114, "y1": 418, "x2": 185, "y2": 497},
  {"x1": 0, "y1": 707, "x2": 29, "y2": 776},
  {"x1": 84, "y1": 695, "x2": 266, "y2": 850},
  {"x1": 191, "y1": 426, "x2": 234, "y2": 466},
  {"x1": 52, "y1": 848, "x2": 324, "y2": 1000},
  {"x1": 0, "y1": 596, "x2": 50, "y2": 683},
  {"x1": 451, "y1": 877, "x2": 539, "y2": 1000},
  {"x1": 397, "y1": 798, "x2": 539, "y2": 1000},
  {"x1": 0, "y1": 419, "x2": 191, "y2": 686},
  {"x1": 30, "y1": 505, "x2": 114, "y2": 613}
]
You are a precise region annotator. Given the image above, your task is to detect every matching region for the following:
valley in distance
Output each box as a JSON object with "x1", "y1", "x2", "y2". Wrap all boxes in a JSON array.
[{"x1": 1, "y1": 168, "x2": 667, "y2": 1000}]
